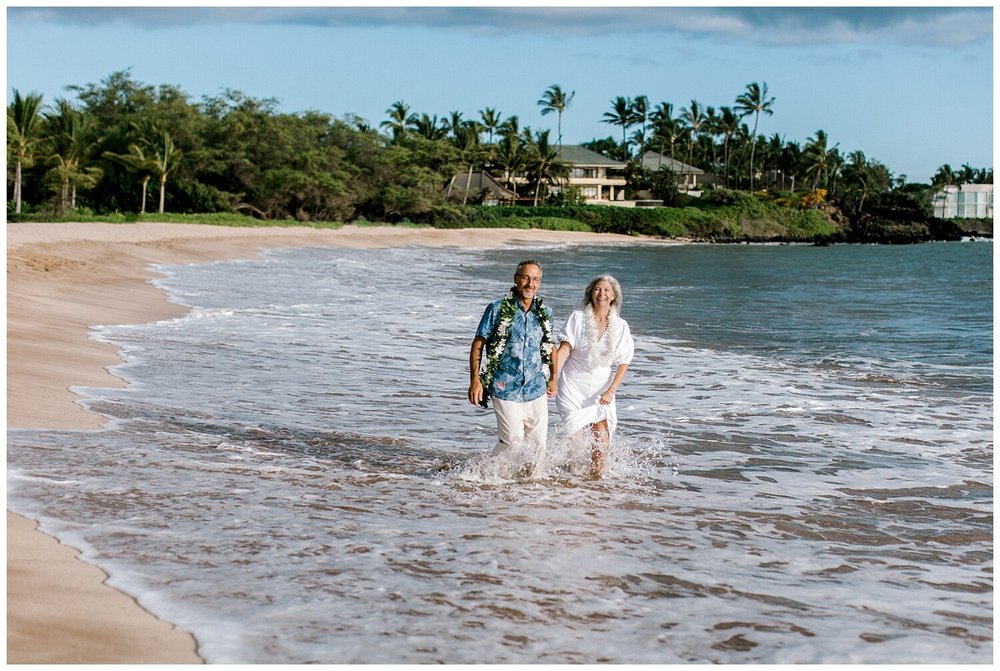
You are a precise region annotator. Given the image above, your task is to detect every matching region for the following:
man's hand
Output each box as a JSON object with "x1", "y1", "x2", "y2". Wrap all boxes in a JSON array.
[
  {"x1": 468, "y1": 378, "x2": 484, "y2": 406},
  {"x1": 546, "y1": 378, "x2": 558, "y2": 398}
]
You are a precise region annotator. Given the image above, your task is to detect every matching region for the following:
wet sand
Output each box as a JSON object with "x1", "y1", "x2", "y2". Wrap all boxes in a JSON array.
[{"x1": 6, "y1": 221, "x2": 660, "y2": 662}]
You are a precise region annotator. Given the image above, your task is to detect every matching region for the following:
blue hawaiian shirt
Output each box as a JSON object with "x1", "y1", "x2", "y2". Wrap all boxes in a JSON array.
[{"x1": 476, "y1": 297, "x2": 553, "y2": 402}]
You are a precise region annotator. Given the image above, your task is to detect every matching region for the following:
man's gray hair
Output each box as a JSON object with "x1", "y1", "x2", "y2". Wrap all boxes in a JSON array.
[
  {"x1": 515, "y1": 259, "x2": 542, "y2": 275},
  {"x1": 582, "y1": 275, "x2": 623, "y2": 311}
]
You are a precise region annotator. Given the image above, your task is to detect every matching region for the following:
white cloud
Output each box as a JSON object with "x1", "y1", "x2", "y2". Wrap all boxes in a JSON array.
[{"x1": 7, "y1": 6, "x2": 992, "y2": 49}]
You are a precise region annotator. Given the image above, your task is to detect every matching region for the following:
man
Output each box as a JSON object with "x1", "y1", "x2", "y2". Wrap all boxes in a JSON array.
[{"x1": 468, "y1": 260, "x2": 558, "y2": 459}]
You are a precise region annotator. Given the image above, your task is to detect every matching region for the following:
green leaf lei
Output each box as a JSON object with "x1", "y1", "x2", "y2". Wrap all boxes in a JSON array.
[{"x1": 479, "y1": 287, "x2": 554, "y2": 407}]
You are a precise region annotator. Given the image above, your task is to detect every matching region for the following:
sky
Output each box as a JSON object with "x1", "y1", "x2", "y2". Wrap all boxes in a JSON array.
[{"x1": 4, "y1": 2, "x2": 995, "y2": 184}]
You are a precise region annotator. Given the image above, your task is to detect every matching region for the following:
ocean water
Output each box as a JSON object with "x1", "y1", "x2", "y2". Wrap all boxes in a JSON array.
[{"x1": 7, "y1": 240, "x2": 992, "y2": 663}]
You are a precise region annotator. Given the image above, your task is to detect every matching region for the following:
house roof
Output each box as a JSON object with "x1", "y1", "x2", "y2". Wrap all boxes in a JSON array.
[
  {"x1": 938, "y1": 183, "x2": 994, "y2": 192},
  {"x1": 640, "y1": 150, "x2": 704, "y2": 174},
  {"x1": 444, "y1": 170, "x2": 518, "y2": 200},
  {"x1": 558, "y1": 145, "x2": 627, "y2": 168}
]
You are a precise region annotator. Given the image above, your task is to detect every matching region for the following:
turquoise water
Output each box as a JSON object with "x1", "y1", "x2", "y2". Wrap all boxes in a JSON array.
[
  {"x1": 7, "y1": 240, "x2": 992, "y2": 663},
  {"x1": 523, "y1": 242, "x2": 991, "y2": 387}
]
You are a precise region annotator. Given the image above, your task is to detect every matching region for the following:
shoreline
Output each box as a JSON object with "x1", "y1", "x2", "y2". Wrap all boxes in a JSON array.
[{"x1": 6, "y1": 221, "x2": 666, "y2": 663}]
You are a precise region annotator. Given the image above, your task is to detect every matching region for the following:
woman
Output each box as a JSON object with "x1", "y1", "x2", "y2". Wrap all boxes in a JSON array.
[{"x1": 553, "y1": 275, "x2": 635, "y2": 477}]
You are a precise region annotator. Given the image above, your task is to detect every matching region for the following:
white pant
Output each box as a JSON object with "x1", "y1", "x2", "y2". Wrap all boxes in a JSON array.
[{"x1": 491, "y1": 395, "x2": 548, "y2": 457}]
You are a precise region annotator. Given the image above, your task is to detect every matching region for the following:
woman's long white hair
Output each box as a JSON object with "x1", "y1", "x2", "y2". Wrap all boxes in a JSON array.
[{"x1": 581, "y1": 275, "x2": 623, "y2": 312}]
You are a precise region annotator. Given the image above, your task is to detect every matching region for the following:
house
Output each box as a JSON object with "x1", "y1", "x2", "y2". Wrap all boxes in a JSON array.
[
  {"x1": 556, "y1": 145, "x2": 628, "y2": 203},
  {"x1": 639, "y1": 150, "x2": 706, "y2": 190},
  {"x1": 932, "y1": 184, "x2": 993, "y2": 219},
  {"x1": 443, "y1": 170, "x2": 518, "y2": 205}
]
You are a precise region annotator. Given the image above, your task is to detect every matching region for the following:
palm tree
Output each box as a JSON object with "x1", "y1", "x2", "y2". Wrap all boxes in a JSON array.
[
  {"x1": 930, "y1": 164, "x2": 958, "y2": 215},
  {"x1": 450, "y1": 123, "x2": 483, "y2": 204},
  {"x1": 628, "y1": 127, "x2": 647, "y2": 159},
  {"x1": 43, "y1": 99, "x2": 102, "y2": 213},
  {"x1": 680, "y1": 99, "x2": 706, "y2": 188},
  {"x1": 649, "y1": 102, "x2": 680, "y2": 170},
  {"x1": 958, "y1": 163, "x2": 977, "y2": 184},
  {"x1": 498, "y1": 114, "x2": 520, "y2": 141},
  {"x1": 759, "y1": 132, "x2": 785, "y2": 188},
  {"x1": 778, "y1": 140, "x2": 801, "y2": 191},
  {"x1": 444, "y1": 110, "x2": 465, "y2": 139},
  {"x1": 380, "y1": 100, "x2": 414, "y2": 141},
  {"x1": 408, "y1": 113, "x2": 447, "y2": 140},
  {"x1": 519, "y1": 125, "x2": 535, "y2": 145},
  {"x1": 7, "y1": 90, "x2": 46, "y2": 214},
  {"x1": 479, "y1": 106, "x2": 502, "y2": 145},
  {"x1": 525, "y1": 129, "x2": 568, "y2": 206},
  {"x1": 152, "y1": 129, "x2": 181, "y2": 214},
  {"x1": 630, "y1": 95, "x2": 649, "y2": 154},
  {"x1": 728, "y1": 121, "x2": 751, "y2": 185},
  {"x1": 104, "y1": 141, "x2": 160, "y2": 214},
  {"x1": 841, "y1": 150, "x2": 870, "y2": 210},
  {"x1": 931, "y1": 163, "x2": 957, "y2": 187},
  {"x1": 494, "y1": 133, "x2": 526, "y2": 195},
  {"x1": 602, "y1": 96, "x2": 637, "y2": 160},
  {"x1": 537, "y1": 84, "x2": 575, "y2": 148},
  {"x1": 827, "y1": 147, "x2": 844, "y2": 194},
  {"x1": 802, "y1": 129, "x2": 838, "y2": 191},
  {"x1": 841, "y1": 150, "x2": 891, "y2": 212},
  {"x1": 702, "y1": 105, "x2": 720, "y2": 171},
  {"x1": 734, "y1": 81, "x2": 776, "y2": 192},
  {"x1": 717, "y1": 106, "x2": 740, "y2": 188}
]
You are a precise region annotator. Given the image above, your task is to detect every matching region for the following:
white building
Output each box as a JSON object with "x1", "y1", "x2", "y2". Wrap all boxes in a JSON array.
[
  {"x1": 933, "y1": 184, "x2": 994, "y2": 219},
  {"x1": 557, "y1": 145, "x2": 627, "y2": 203},
  {"x1": 503, "y1": 145, "x2": 627, "y2": 204},
  {"x1": 639, "y1": 150, "x2": 706, "y2": 190}
]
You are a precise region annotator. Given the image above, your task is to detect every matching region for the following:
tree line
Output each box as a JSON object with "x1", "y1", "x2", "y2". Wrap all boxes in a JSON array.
[{"x1": 7, "y1": 70, "x2": 993, "y2": 224}]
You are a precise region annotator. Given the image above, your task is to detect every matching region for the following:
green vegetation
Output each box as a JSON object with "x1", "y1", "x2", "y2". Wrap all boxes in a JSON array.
[
  {"x1": 431, "y1": 194, "x2": 839, "y2": 242},
  {"x1": 8, "y1": 210, "x2": 318, "y2": 226},
  {"x1": 7, "y1": 70, "x2": 992, "y2": 243}
]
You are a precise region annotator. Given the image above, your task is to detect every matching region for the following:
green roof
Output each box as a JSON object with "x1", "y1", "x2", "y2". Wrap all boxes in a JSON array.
[{"x1": 557, "y1": 145, "x2": 627, "y2": 168}]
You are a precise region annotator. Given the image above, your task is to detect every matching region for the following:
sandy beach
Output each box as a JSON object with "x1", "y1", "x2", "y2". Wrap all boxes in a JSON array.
[{"x1": 6, "y1": 221, "x2": 650, "y2": 663}]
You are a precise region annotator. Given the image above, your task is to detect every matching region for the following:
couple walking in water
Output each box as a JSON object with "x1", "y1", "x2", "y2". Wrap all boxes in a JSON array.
[{"x1": 468, "y1": 260, "x2": 635, "y2": 478}]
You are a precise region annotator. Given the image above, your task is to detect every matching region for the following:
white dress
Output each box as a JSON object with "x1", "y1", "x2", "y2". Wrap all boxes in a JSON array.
[{"x1": 555, "y1": 307, "x2": 635, "y2": 437}]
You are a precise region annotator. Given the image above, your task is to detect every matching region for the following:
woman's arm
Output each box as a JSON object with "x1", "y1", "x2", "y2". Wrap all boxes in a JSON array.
[
  {"x1": 555, "y1": 341, "x2": 572, "y2": 374},
  {"x1": 598, "y1": 363, "x2": 630, "y2": 405}
]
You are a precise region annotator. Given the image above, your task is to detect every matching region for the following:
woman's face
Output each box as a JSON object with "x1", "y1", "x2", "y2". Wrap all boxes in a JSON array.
[{"x1": 591, "y1": 279, "x2": 615, "y2": 308}]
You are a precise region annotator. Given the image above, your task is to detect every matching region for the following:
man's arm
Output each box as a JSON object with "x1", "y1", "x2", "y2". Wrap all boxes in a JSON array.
[{"x1": 468, "y1": 336, "x2": 487, "y2": 406}]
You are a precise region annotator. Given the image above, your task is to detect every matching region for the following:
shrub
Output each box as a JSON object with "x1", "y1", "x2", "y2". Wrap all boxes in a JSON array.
[{"x1": 798, "y1": 189, "x2": 828, "y2": 209}]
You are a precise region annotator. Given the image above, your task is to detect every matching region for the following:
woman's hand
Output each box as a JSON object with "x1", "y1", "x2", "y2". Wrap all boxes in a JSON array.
[
  {"x1": 546, "y1": 378, "x2": 559, "y2": 398},
  {"x1": 598, "y1": 388, "x2": 615, "y2": 405}
]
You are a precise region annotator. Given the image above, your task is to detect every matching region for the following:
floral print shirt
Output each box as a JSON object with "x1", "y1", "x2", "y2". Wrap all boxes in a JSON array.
[{"x1": 476, "y1": 297, "x2": 553, "y2": 402}]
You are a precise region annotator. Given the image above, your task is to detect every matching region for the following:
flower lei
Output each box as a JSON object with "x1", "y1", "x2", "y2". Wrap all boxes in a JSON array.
[
  {"x1": 479, "y1": 287, "x2": 554, "y2": 407},
  {"x1": 584, "y1": 304, "x2": 623, "y2": 368}
]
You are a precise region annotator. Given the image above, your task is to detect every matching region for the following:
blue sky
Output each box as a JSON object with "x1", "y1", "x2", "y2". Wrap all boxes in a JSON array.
[{"x1": 5, "y1": 3, "x2": 994, "y2": 183}]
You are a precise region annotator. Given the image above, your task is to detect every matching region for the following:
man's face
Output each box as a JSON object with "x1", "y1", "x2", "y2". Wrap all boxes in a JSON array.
[{"x1": 513, "y1": 264, "x2": 542, "y2": 304}]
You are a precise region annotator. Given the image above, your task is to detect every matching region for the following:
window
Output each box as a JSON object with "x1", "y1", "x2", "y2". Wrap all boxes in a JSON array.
[{"x1": 957, "y1": 189, "x2": 993, "y2": 218}]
